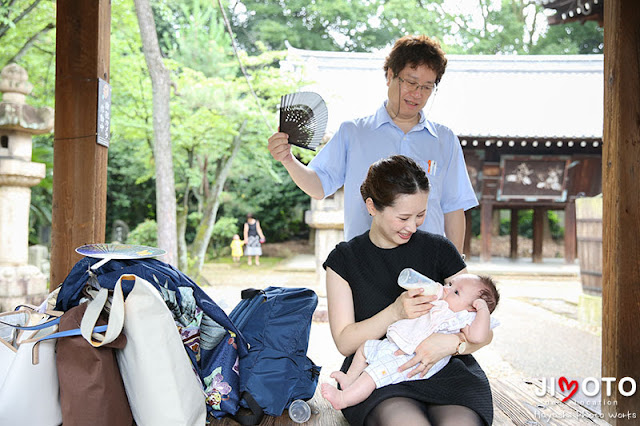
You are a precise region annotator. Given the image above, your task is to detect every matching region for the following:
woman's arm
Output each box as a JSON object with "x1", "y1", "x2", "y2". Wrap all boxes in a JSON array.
[
  {"x1": 398, "y1": 329, "x2": 493, "y2": 378},
  {"x1": 256, "y1": 221, "x2": 265, "y2": 240},
  {"x1": 243, "y1": 223, "x2": 249, "y2": 242},
  {"x1": 326, "y1": 267, "x2": 436, "y2": 356}
]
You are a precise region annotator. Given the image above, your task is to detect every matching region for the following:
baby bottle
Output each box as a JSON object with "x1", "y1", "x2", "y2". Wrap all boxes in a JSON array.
[{"x1": 397, "y1": 268, "x2": 444, "y2": 299}]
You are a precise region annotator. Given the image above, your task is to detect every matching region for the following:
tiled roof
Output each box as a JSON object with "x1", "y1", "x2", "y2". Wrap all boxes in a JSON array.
[{"x1": 282, "y1": 45, "x2": 603, "y2": 139}]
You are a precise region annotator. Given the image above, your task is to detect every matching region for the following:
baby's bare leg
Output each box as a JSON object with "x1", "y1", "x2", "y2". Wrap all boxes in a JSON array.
[
  {"x1": 321, "y1": 371, "x2": 376, "y2": 410},
  {"x1": 330, "y1": 342, "x2": 368, "y2": 390}
]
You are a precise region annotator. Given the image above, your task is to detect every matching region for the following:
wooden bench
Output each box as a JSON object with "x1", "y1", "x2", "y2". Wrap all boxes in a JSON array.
[{"x1": 213, "y1": 377, "x2": 609, "y2": 425}]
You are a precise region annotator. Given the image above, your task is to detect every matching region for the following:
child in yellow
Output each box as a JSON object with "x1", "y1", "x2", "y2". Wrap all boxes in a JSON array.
[{"x1": 230, "y1": 234, "x2": 244, "y2": 263}]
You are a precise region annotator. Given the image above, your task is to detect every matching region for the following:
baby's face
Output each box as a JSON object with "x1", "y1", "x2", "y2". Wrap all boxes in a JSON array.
[{"x1": 443, "y1": 275, "x2": 482, "y2": 312}]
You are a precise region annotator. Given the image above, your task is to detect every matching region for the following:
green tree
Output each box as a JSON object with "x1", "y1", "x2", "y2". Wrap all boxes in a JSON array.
[
  {"x1": 107, "y1": 0, "x2": 158, "y2": 241},
  {"x1": 225, "y1": 0, "x2": 384, "y2": 53}
]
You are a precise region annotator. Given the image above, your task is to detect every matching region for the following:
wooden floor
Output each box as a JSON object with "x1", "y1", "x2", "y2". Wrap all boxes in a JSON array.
[
  {"x1": 211, "y1": 384, "x2": 348, "y2": 425},
  {"x1": 211, "y1": 377, "x2": 608, "y2": 425}
]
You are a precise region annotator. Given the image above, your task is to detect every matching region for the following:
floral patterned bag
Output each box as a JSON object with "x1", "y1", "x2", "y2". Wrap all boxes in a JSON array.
[{"x1": 56, "y1": 257, "x2": 248, "y2": 420}]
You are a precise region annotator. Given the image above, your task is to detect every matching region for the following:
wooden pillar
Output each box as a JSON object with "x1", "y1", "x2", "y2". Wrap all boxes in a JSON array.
[
  {"x1": 480, "y1": 201, "x2": 492, "y2": 262},
  {"x1": 602, "y1": 0, "x2": 640, "y2": 419},
  {"x1": 532, "y1": 207, "x2": 544, "y2": 263},
  {"x1": 564, "y1": 200, "x2": 576, "y2": 263},
  {"x1": 463, "y1": 209, "x2": 472, "y2": 258},
  {"x1": 50, "y1": 0, "x2": 111, "y2": 288},
  {"x1": 509, "y1": 209, "x2": 518, "y2": 259}
]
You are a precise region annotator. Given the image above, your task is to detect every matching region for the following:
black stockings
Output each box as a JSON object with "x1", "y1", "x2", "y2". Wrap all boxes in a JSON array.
[{"x1": 364, "y1": 397, "x2": 483, "y2": 426}]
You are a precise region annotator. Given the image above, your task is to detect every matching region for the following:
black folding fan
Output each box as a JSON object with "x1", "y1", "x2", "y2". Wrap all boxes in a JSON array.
[{"x1": 279, "y1": 92, "x2": 328, "y2": 151}]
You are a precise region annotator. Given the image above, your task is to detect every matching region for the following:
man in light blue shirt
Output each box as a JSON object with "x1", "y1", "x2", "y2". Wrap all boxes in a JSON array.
[
  {"x1": 268, "y1": 35, "x2": 477, "y2": 252},
  {"x1": 306, "y1": 103, "x2": 477, "y2": 243}
]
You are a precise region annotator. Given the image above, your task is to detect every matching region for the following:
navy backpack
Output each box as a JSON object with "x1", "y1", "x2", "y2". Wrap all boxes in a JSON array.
[
  {"x1": 55, "y1": 257, "x2": 249, "y2": 420},
  {"x1": 229, "y1": 286, "x2": 321, "y2": 424}
]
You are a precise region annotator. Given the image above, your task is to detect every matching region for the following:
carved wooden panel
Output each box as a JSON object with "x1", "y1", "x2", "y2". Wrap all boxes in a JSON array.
[{"x1": 498, "y1": 155, "x2": 570, "y2": 201}]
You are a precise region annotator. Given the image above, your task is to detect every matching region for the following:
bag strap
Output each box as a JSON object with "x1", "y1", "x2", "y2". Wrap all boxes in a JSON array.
[
  {"x1": 0, "y1": 310, "x2": 62, "y2": 330},
  {"x1": 13, "y1": 304, "x2": 64, "y2": 318},
  {"x1": 80, "y1": 273, "x2": 126, "y2": 347},
  {"x1": 232, "y1": 392, "x2": 264, "y2": 425},
  {"x1": 240, "y1": 288, "x2": 264, "y2": 300},
  {"x1": 22, "y1": 325, "x2": 109, "y2": 365}
]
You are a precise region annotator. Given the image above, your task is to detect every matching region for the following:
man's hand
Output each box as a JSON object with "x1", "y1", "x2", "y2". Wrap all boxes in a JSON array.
[{"x1": 267, "y1": 132, "x2": 293, "y2": 164}]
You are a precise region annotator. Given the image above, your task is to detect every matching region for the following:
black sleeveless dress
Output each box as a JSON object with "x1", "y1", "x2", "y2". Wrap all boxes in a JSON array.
[{"x1": 323, "y1": 231, "x2": 493, "y2": 426}]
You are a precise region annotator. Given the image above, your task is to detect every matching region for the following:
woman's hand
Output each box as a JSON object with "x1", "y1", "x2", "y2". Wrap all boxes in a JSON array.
[
  {"x1": 267, "y1": 132, "x2": 293, "y2": 164},
  {"x1": 392, "y1": 288, "x2": 437, "y2": 321},
  {"x1": 396, "y1": 333, "x2": 459, "y2": 378}
]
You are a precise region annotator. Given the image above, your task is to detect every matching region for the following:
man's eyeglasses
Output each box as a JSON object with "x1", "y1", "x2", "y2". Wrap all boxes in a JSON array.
[{"x1": 397, "y1": 76, "x2": 437, "y2": 94}]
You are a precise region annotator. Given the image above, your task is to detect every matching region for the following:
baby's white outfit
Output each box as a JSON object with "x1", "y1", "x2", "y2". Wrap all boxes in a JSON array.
[{"x1": 363, "y1": 300, "x2": 499, "y2": 389}]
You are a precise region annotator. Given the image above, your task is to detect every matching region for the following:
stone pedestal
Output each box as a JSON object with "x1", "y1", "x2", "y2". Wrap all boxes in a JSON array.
[
  {"x1": 304, "y1": 188, "x2": 345, "y2": 287},
  {"x1": 0, "y1": 265, "x2": 48, "y2": 310},
  {"x1": 0, "y1": 64, "x2": 53, "y2": 310}
]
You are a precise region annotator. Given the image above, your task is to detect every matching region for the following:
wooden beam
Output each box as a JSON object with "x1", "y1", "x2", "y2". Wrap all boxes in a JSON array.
[
  {"x1": 480, "y1": 201, "x2": 492, "y2": 262},
  {"x1": 510, "y1": 209, "x2": 518, "y2": 259},
  {"x1": 463, "y1": 209, "x2": 472, "y2": 258},
  {"x1": 602, "y1": 0, "x2": 640, "y2": 420},
  {"x1": 50, "y1": 0, "x2": 111, "y2": 288},
  {"x1": 564, "y1": 199, "x2": 576, "y2": 263}
]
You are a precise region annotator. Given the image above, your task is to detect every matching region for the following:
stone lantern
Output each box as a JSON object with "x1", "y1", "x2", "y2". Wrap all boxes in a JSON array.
[
  {"x1": 0, "y1": 63, "x2": 54, "y2": 310},
  {"x1": 304, "y1": 188, "x2": 345, "y2": 287}
]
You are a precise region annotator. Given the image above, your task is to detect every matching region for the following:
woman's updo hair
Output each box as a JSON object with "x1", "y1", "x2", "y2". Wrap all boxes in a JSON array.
[{"x1": 360, "y1": 155, "x2": 430, "y2": 211}]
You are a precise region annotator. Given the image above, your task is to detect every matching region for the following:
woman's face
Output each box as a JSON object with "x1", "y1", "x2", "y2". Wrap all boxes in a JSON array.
[
  {"x1": 367, "y1": 191, "x2": 429, "y2": 248},
  {"x1": 386, "y1": 64, "x2": 438, "y2": 120}
]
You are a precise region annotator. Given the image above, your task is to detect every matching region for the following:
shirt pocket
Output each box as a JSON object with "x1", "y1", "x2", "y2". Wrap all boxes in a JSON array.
[{"x1": 418, "y1": 160, "x2": 443, "y2": 205}]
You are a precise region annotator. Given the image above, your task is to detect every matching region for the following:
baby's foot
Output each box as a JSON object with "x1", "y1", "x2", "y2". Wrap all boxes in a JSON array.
[
  {"x1": 330, "y1": 371, "x2": 354, "y2": 389},
  {"x1": 321, "y1": 383, "x2": 347, "y2": 410}
]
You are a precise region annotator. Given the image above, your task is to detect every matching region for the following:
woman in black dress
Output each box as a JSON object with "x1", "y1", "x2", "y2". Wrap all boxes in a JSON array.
[
  {"x1": 243, "y1": 213, "x2": 265, "y2": 266},
  {"x1": 323, "y1": 155, "x2": 494, "y2": 425}
]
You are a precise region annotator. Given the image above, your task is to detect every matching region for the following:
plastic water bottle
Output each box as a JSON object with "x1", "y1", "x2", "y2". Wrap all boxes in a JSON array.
[
  {"x1": 289, "y1": 399, "x2": 311, "y2": 423},
  {"x1": 397, "y1": 268, "x2": 443, "y2": 298}
]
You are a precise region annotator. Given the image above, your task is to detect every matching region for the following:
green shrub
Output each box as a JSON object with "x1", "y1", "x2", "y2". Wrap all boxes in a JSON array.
[
  {"x1": 208, "y1": 216, "x2": 239, "y2": 258},
  {"x1": 126, "y1": 219, "x2": 158, "y2": 246}
]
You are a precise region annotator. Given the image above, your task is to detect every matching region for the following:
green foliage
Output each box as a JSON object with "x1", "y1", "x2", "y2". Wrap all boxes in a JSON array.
[
  {"x1": 29, "y1": 134, "x2": 54, "y2": 244},
  {"x1": 162, "y1": 0, "x2": 235, "y2": 78},
  {"x1": 209, "y1": 216, "x2": 238, "y2": 257},
  {"x1": 126, "y1": 219, "x2": 158, "y2": 246},
  {"x1": 219, "y1": 153, "x2": 310, "y2": 242},
  {"x1": 106, "y1": 0, "x2": 157, "y2": 239},
  {"x1": 106, "y1": 143, "x2": 157, "y2": 239},
  {"x1": 532, "y1": 21, "x2": 603, "y2": 54},
  {"x1": 224, "y1": 0, "x2": 602, "y2": 56},
  {"x1": 499, "y1": 210, "x2": 564, "y2": 239},
  {"x1": 547, "y1": 211, "x2": 564, "y2": 239},
  {"x1": 225, "y1": 0, "x2": 384, "y2": 53}
]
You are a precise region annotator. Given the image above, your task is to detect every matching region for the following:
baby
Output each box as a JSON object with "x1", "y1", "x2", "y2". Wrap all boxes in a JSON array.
[{"x1": 321, "y1": 273, "x2": 500, "y2": 410}]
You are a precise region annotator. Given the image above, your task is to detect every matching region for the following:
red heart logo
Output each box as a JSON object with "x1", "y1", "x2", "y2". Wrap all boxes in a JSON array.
[{"x1": 558, "y1": 377, "x2": 578, "y2": 402}]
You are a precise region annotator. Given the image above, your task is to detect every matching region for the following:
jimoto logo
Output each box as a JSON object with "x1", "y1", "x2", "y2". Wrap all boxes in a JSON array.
[{"x1": 535, "y1": 376, "x2": 637, "y2": 402}]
